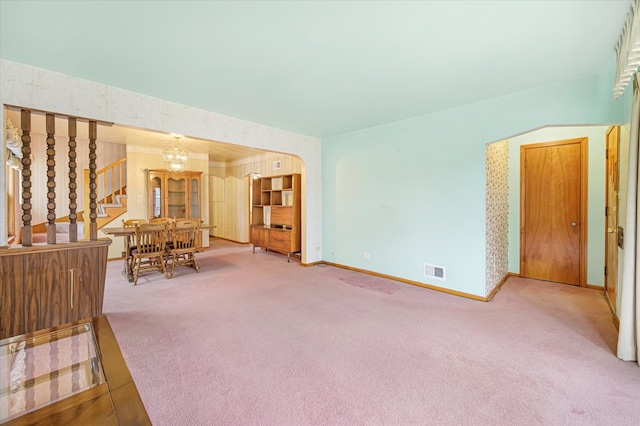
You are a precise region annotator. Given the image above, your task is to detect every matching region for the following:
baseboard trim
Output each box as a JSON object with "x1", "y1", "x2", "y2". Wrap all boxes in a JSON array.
[
  {"x1": 319, "y1": 261, "x2": 487, "y2": 301},
  {"x1": 485, "y1": 273, "x2": 518, "y2": 302},
  {"x1": 209, "y1": 237, "x2": 250, "y2": 245},
  {"x1": 586, "y1": 284, "x2": 604, "y2": 291}
]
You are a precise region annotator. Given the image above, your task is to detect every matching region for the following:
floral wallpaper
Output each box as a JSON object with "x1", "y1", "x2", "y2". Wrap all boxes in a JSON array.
[{"x1": 485, "y1": 140, "x2": 509, "y2": 296}]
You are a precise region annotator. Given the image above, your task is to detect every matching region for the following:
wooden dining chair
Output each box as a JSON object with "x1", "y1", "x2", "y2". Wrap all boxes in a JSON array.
[
  {"x1": 131, "y1": 222, "x2": 169, "y2": 285},
  {"x1": 167, "y1": 221, "x2": 201, "y2": 278},
  {"x1": 175, "y1": 218, "x2": 204, "y2": 248},
  {"x1": 121, "y1": 219, "x2": 148, "y2": 276}
]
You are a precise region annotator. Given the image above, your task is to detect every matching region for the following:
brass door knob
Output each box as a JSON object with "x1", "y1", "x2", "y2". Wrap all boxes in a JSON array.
[
  {"x1": 607, "y1": 228, "x2": 616, "y2": 233},
  {"x1": 570, "y1": 222, "x2": 577, "y2": 227}
]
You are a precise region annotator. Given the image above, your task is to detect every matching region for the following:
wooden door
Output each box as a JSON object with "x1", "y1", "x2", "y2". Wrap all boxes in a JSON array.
[
  {"x1": 520, "y1": 138, "x2": 587, "y2": 286},
  {"x1": 605, "y1": 126, "x2": 620, "y2": 310}
]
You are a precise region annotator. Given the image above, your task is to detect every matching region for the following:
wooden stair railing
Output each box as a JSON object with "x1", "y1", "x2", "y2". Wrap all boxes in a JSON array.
[{"x1": 83, "y1": 157, "x2": 127, "y2": 234}]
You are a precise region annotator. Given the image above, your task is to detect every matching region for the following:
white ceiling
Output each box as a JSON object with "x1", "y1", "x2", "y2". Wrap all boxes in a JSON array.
[{"x1": 0, "y1": 0, "x2": 633, "y2": 142}]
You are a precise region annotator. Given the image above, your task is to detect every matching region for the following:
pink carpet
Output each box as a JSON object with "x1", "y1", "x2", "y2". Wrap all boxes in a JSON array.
[{"x1": 103, "y1": 240, "x2": 640, "y2": 425}]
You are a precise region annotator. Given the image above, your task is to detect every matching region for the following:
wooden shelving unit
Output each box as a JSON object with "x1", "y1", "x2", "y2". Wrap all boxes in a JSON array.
[{"x1": 250, "y1": 173, "x2": 301, "y2": 261}]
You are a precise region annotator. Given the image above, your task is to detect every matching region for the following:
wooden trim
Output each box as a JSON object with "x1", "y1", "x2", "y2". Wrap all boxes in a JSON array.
[
  {"x1": 320, "y1": 261, "x2": 488, "y2": 301},
  {"x1": 301, "y1": 261, "x2": 324, "y2": 267},
  {"x1": 209, "y1": 237, "x2": 251, "y2": 245},
  {"x1": 520, "y1": 138, "x2": 588, "y2": 287},
  {"x1": 586, "y1": 284, "x2": 605, "y2": 291},
  {"x1": 612, "y1": 313, "x2": 620, "y2": 330},
  {"x1": 604, "y1": 125, "x2": 620, "y2": 312},
  {"x1": 603, "y1": 291, "x2": 620, "y2": 330},
  {"x1": 0, "y1": 238, "x2": 111, "y2": 255},
  {"x1": 580, "y1": 138, "x2": 588, "y2": 287},
  {"x1": 485, "y1": 272, "x2": 518, "y2": 301},
  {"x1": 519, "y1": 144, "x2": 526, "y2": 277}
]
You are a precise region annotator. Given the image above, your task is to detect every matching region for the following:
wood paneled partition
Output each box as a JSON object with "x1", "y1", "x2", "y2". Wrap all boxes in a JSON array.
[{"x1": 1, "y1": 108, "x2": 112, "y2": 340}]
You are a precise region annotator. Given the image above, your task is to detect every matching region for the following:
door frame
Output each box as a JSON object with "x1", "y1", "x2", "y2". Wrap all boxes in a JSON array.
[
  {"x1": 604, "y1": 125, "x2": 620, "y2": 310},
  {"x1": 519, "y1": 137, "x2": 588, "y2": 287}
]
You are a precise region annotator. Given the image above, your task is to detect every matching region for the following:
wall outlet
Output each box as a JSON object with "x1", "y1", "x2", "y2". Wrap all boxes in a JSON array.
[
  {"x1": 363, "y1": 252, "x2": 371, "y2": 259},
  {"x1": 137, "y1": 195, "x2": 145, "y2": 204}
]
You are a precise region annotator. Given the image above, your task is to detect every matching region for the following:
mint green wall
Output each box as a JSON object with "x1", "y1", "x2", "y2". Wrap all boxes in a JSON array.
[
  {"x1": 507, "y1": 126, "x2": 609, "y2": 287},
  {"x1": 322, "y1": 70, "x2": 627, "y2": 297}
]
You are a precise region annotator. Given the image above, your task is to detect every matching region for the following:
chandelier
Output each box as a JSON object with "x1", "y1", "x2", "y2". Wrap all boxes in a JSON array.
[{"x1": 163, "y1": 133, "x2": 188, "y2": 172}]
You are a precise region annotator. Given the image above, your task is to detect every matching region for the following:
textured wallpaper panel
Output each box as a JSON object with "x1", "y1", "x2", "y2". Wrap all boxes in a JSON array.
[{"x1": 485, "y1": 140, "x2": 509, "y2": 296}]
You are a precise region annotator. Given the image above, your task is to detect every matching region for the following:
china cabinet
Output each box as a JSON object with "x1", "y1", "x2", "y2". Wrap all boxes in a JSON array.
[{"x1": 147, "y1": 169, "x2": 202, "y2": 219}]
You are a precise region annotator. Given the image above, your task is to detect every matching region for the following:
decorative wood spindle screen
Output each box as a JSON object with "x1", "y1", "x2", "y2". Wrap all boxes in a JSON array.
[
  {"x1": 88, "y1": 121, "x2": 98, "y2": 241},
  {"x1": 68, "y1": 118, "x2": 78, "y2": 242},
  {"x1": 46, "y1": 113, "x2": 56, "y2": 244},
  {"x1": 16, "y1": 109, "x2": 100, "y2": 245},
  {"x1": 20, "y1": 110, "x2": 33, "y2": 246}
]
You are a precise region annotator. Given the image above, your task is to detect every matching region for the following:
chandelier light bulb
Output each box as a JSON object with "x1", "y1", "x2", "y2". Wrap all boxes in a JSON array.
[{"x1": 163, "y1": 134, "x2": 188, "y2": 171}]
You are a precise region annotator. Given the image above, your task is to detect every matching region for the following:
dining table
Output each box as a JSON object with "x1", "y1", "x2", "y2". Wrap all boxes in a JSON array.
[{"x1": 102, "y1": 224, "x2": 215, "y2": 282}]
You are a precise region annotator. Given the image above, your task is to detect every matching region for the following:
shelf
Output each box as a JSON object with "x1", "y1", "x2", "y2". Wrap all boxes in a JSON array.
[{"x1": 250, "y1": 173, "x2": 300, "y2": 260}]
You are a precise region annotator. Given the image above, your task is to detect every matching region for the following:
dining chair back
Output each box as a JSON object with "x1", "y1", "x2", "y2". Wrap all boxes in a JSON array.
[
  {"x1": 167, "y1": 221, "x2": 201, "y2": 278},
  {"x1": 121, "y1": 219, "x2": 148, "y2": 275},
  {"x1": 131, "y1": 222, "x2": 169, "y2": 285},
  {"x1": 122, "y1": 219, "x2": 148, "y2": 227},
  {"x1": 150, "y1": 217, "x2": 175, "y2": 224}
]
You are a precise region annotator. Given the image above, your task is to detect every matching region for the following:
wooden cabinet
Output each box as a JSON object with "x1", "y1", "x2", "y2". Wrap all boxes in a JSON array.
[
  {"x1": 250, "y1": 174, "x2": 301, "y2": 261},
  {"x1": 147, "y1": 169, "x2": 202, "y2": 219},
  {"x1": 0, "y1": 240, "x2": 111, "y2": 340}
]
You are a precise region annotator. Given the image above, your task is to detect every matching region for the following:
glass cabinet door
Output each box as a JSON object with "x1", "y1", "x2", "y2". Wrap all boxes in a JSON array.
[
  {"x1": 191, "y1": 177, "x2": 200, "y2": 218},
  {"x1": 168, "y1": 177, "x2": 187, "y2": 218},
  {"x1": 150, "y1": 176, "x2": 163, "y2": 218}
]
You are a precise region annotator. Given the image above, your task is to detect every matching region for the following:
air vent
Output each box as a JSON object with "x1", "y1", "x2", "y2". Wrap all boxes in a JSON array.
[
  {"x1": 273, "y1": 160, "x2": 281, "y2": 170},
  {"x1": 424, "y1": 263, "x2": 446, "y2": 281}
]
